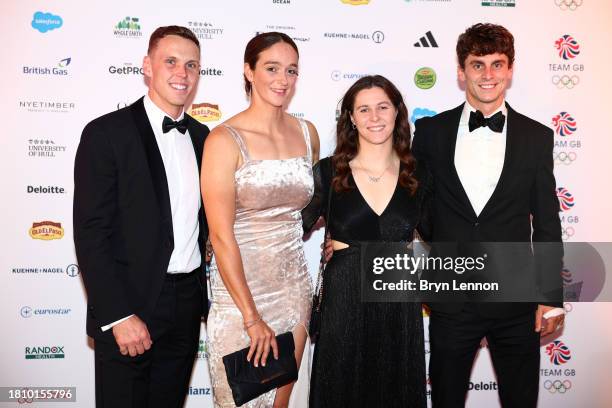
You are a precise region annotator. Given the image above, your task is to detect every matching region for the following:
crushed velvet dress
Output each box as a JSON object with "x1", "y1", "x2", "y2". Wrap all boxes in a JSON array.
[
  {"x1": 302, "y1": 157, "x2": 430, "y2": 408},
  {"x1": 207, "y1": 120, "x2": 314, "y2": 407}
]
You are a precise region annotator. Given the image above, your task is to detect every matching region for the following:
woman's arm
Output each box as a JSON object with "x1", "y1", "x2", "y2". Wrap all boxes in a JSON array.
[{"x1": 201, "y1": 126, "x2": 278, "y2": 366}]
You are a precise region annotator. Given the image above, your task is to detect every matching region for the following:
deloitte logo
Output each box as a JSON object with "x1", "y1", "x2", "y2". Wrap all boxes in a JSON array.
[
  {"x1": 31, "y1": 11, "x2": 63, "y2": 33},
  {"x1": 25, "y1": 345, "x2": 65, "y2": 359},
  {"x1": 23, "y1": 57, "x2": 71, "y2": 76},
  {"x1": 113, "y1": 16, "x2": 142, "y2": 38},
  {"x1": 414, "y1": 67, "x2": 436, "y2": 90}
]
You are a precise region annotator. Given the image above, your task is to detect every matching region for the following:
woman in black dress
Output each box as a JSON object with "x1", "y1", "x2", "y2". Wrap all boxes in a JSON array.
[{"x1": 302, "y1": 75, "x2": 430, "y2": 408}]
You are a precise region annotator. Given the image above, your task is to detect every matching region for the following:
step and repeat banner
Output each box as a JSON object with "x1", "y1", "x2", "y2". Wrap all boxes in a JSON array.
[{"x1": 2, "y1": 0, "x2": 612, "y2": 406}]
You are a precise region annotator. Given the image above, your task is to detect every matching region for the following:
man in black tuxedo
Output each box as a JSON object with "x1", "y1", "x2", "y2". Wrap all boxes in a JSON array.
[
  {"x1": 412, "y1": 23, "x2": 564, "y2": 407},
  {"x1": 73, "y1": 26, "x2": 209, "y2": 408}
]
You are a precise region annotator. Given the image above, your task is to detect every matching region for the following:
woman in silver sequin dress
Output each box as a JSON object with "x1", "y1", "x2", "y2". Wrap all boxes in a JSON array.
[{"x1": 201, "y1": 32, "x2": 320, "y2": 407}]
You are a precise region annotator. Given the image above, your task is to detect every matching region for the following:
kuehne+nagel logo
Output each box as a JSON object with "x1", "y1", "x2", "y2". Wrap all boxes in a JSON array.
[{"x1": 31, "y1": 11, "x2": 63, "y2": 33}]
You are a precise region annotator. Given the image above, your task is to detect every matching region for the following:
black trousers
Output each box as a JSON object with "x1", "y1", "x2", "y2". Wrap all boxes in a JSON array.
[
  {"x1": 428, "y1": 304, "x2": 540, "y2": 408},
  {"x1": 94, "y1": 271, "x2": 203, "y2": 408}
]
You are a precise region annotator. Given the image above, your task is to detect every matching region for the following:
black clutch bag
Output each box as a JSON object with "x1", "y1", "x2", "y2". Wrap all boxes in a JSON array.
[{"x1": 222, "y1": 331, "x2": 298, "y2": 406}]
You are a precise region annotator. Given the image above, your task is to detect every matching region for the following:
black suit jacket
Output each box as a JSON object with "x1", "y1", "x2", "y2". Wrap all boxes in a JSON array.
[
  {"x1": 413, "y1": 102, "x2": 562, "y2": 317},
  {"x1": 73, "y1": 97, "x2": 209, "y2": 338}
]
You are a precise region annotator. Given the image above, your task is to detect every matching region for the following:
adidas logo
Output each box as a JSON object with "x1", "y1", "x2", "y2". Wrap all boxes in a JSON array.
[{"x1": 414, "y1": 31, "x2": 438, "y2": 48}]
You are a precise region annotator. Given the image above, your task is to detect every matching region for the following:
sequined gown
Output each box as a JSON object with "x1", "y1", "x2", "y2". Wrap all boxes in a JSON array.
[{"x1": 207, "y1": 119, "x2": 314, "y2": 407}]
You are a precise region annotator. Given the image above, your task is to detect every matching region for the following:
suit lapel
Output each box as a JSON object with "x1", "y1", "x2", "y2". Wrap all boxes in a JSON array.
[
  {"x1": 444, "y1": 103, "x2": 478, "y2": 219},
  {"x1": 479, "y1": 102, "x2": 518, "y2": 219},
  {"x1": 186, "y1": 115, "x2": 203, "y2": 172},
  {"x1": 130, "y1": 97, "x2": 173, "y2": 227}
]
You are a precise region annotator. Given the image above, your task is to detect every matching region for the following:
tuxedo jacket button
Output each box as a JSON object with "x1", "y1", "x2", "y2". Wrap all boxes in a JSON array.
[{"x1": 473, "y1": 222, "x2": 479, "y2": 227}]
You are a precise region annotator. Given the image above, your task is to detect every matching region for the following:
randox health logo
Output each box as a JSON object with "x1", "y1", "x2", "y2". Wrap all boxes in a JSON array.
[
  {"x1": 189, "y1": 103, "x2": 222, "y2": 123},
  {"x1": 29, "y1": 221, "x2": 64, "y2": 240},
  {"x1": 25, "y1": 345, "x2": 65, "y2": 359}
]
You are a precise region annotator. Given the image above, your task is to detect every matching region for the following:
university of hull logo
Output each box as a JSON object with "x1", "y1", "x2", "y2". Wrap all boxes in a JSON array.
[
  {"x1": 414, "y1": 31, "x2": 438, "y2": 48},
  {"x1": 545, "y1": 340, "x2": 571, "y2": 365},
  {"x1": 555, "y1": 35, "x2": 580, "y2": 60},
  {"x1": 189, "y1": 103, "x2": 222, "y2": 123},
  {"x1": 556, "y1": 187, "x2": 575, "y2": 211},
  {"x1": 552, "y1": 112, "x2": 576, "y2": 136},
  {"x1": 29, "y1": 221, "x2": 64, "y2": 240},
  {"x1": 555, "y1": 0, "x2": 583, "y2": 10}
]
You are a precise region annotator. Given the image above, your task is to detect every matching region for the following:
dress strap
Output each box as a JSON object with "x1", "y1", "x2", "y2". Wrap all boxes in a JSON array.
[
  {"x1": 298, "y1": 118, "x2": 312, "y2": 161},
  {"x1": 223, "y1": 124, "x2": 250, "y2": 162}
]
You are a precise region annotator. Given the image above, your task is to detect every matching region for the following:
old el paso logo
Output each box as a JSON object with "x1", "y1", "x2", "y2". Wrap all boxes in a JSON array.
[
  {"x1": 29, "y1": 221, "x2": 64, "y2": 240},
  {"x1": 189, "y1": 103, "x2": 222, "y2": 123}
]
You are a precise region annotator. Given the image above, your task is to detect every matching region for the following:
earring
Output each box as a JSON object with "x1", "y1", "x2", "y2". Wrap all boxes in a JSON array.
[{"x1": 351, "y1": 122, "x2": 356, "y2": 129}]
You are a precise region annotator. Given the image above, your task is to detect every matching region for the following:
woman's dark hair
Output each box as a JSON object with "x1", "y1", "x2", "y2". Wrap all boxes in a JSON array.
[
  {"x1": 243, "y1": 32, "x2": 299, "y2": 95},
  {"x1": 456, "y1": 23, "x2": 515, "y2": 69},
  {"x1": 333, "y1": 75, "x2": 418, "y2": 195}
]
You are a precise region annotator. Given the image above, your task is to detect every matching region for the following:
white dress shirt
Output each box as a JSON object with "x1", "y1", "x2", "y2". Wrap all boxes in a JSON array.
[
  {"x1": 454, "y1": 101, "x2": 564, "y2": 320},
  {"x1": 101, "y1": 95, "x2": 201, "y2": 331}
]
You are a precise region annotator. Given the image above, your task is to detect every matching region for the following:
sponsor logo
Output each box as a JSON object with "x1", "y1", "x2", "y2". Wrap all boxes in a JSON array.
[
  {"x1": 555, "y1": 35, "x2": 580, "y2": 60},
  {"x1": 289, "y1": 112, "x2": 305, "y2": 119},
  {"x1": 552, "y1": 112, "x2": 576, "y2": 136},
  {"x1": 108, "y1": 63, "x2": 143, "y2": 75},
  {"x1": 188, "y1": 103, "x2": 222, "y2": 123},
  {"x1": 66, "y1": 264, "x2": 80, "y2": 277},
  {"x1": 553, "y1": 151, "x2": 577, "y2": 166},
  {"x1": 564, "y1": 302, "x2": 573, "y2": 313},
  {"x1": 11, "y1": 265, "x2": 78, "y2": 276},
  {"x1": 330, "y1": 70, "x2": 369, "y2": 81},
  {"x1": 272, "y1": 0, "x2": 291, "y2": 3},
  {"x1": 468, "y1": 381, "x2": 498, "y2": 390},
  {"x1": 113, "y1": 16, "x2": 142, "y2": 38},
  {"x1": 323, "y1": 30, "x2": 384, "y2": 43},
  {"x1": 561, "y1": 226, "x2": 574, "y2": 241},
  {"x1": 31, "y1": 11, "x2": 63, "y2": 33},
  {"x1": 29, "y1": 221, "x2": 64, "y2": 240},
  {"x1": 20, "y1": 306, "x2": 71, "y2": 318},
  {"x1": 545, "y1": 340, "x2": 571, "y2": 365},
  {"x1": 22, "y1": 57, "x2": 71, "y2": 76},
  {"x1": 481, "y1": 0, "x2": 515, "y2": 6},
  {"x1": 256, "y1": 24, "x2": 310, "y2": 42},
  {"x1": 188, "y1": 387, "x2": 211, "y2": 395},
  {"x1": 556, "y1": 187, "x2": 574, "y2": 211},
  {"x1": 414, "y1": 67, "x2": 436, "y2": 89},
  {"x1": 555, "y1": 0, "x2": 583, "y2": 10},
  {"x1": 109, "y1": 63, "x2": 222, "y2": 77},
  {"x1": 544, "y1": 379, "x2": 572, "y2": 394},
  {"x1": 19, "y1": 100, "x2": 75, "y2": 113},
  {"x1": 411, "y1": 107, "x2": 437, "y2": 123},
  {"x1": 414, "y1": 31, "x2": 438, "y2": 48},
  {"x1": 187, "y1": 21, "x2": 224, "y2": 40},
  {"x1": 341, "y1": 0, "x2": 370, "y2": 4},
  {"x1": 25, "y1": 346, "x2": 65, "y2": 359},
  {"x1": 561, "y1": 268, "x2": 583, "y2": 301},
  {"x1": 117, "y1": 101, "x2": 129, "y2": 110},
  {"x1": 28, "y1": 139, "x2": 67, "y2": 158},
  {"x1": 549, "y1": 35, "x2": 583, "y2": 88},
  {"x1": 27, "y1": 185, "x2": 66, "y2": 194},
  {"x1": 197, "y1": 339, "x2": 209, "y2": 359},
  {"x1": 20, "y1": 306, "x2": 33, "y2": 318}
]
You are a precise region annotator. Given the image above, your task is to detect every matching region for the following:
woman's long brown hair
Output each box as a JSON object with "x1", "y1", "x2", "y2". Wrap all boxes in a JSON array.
[{"x1": 332, "y1": 75, "x2": 418, "y2": 195}]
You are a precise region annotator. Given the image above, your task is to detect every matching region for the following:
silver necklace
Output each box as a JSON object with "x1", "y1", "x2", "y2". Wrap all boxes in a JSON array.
[{"x1": 355, "y1": 159, "x2": 393, "y2": 183}]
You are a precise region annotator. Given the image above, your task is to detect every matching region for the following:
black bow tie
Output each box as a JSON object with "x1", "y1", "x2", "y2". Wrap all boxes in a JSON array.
[
  {"x1": 468, "y1": 110, "x2": 505, "y2": 133},
  {"x1": 162, "y1": 116, "x2": 188, "y2": 134}
]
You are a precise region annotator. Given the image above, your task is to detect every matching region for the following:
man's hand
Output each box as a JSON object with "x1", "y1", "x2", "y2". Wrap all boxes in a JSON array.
[
  {"x1": 535, "y1": 305, "x2": 565, "y2": 337},
  {"x1": 112, "y1": 315, "x2": 152, "y2": 357}
]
